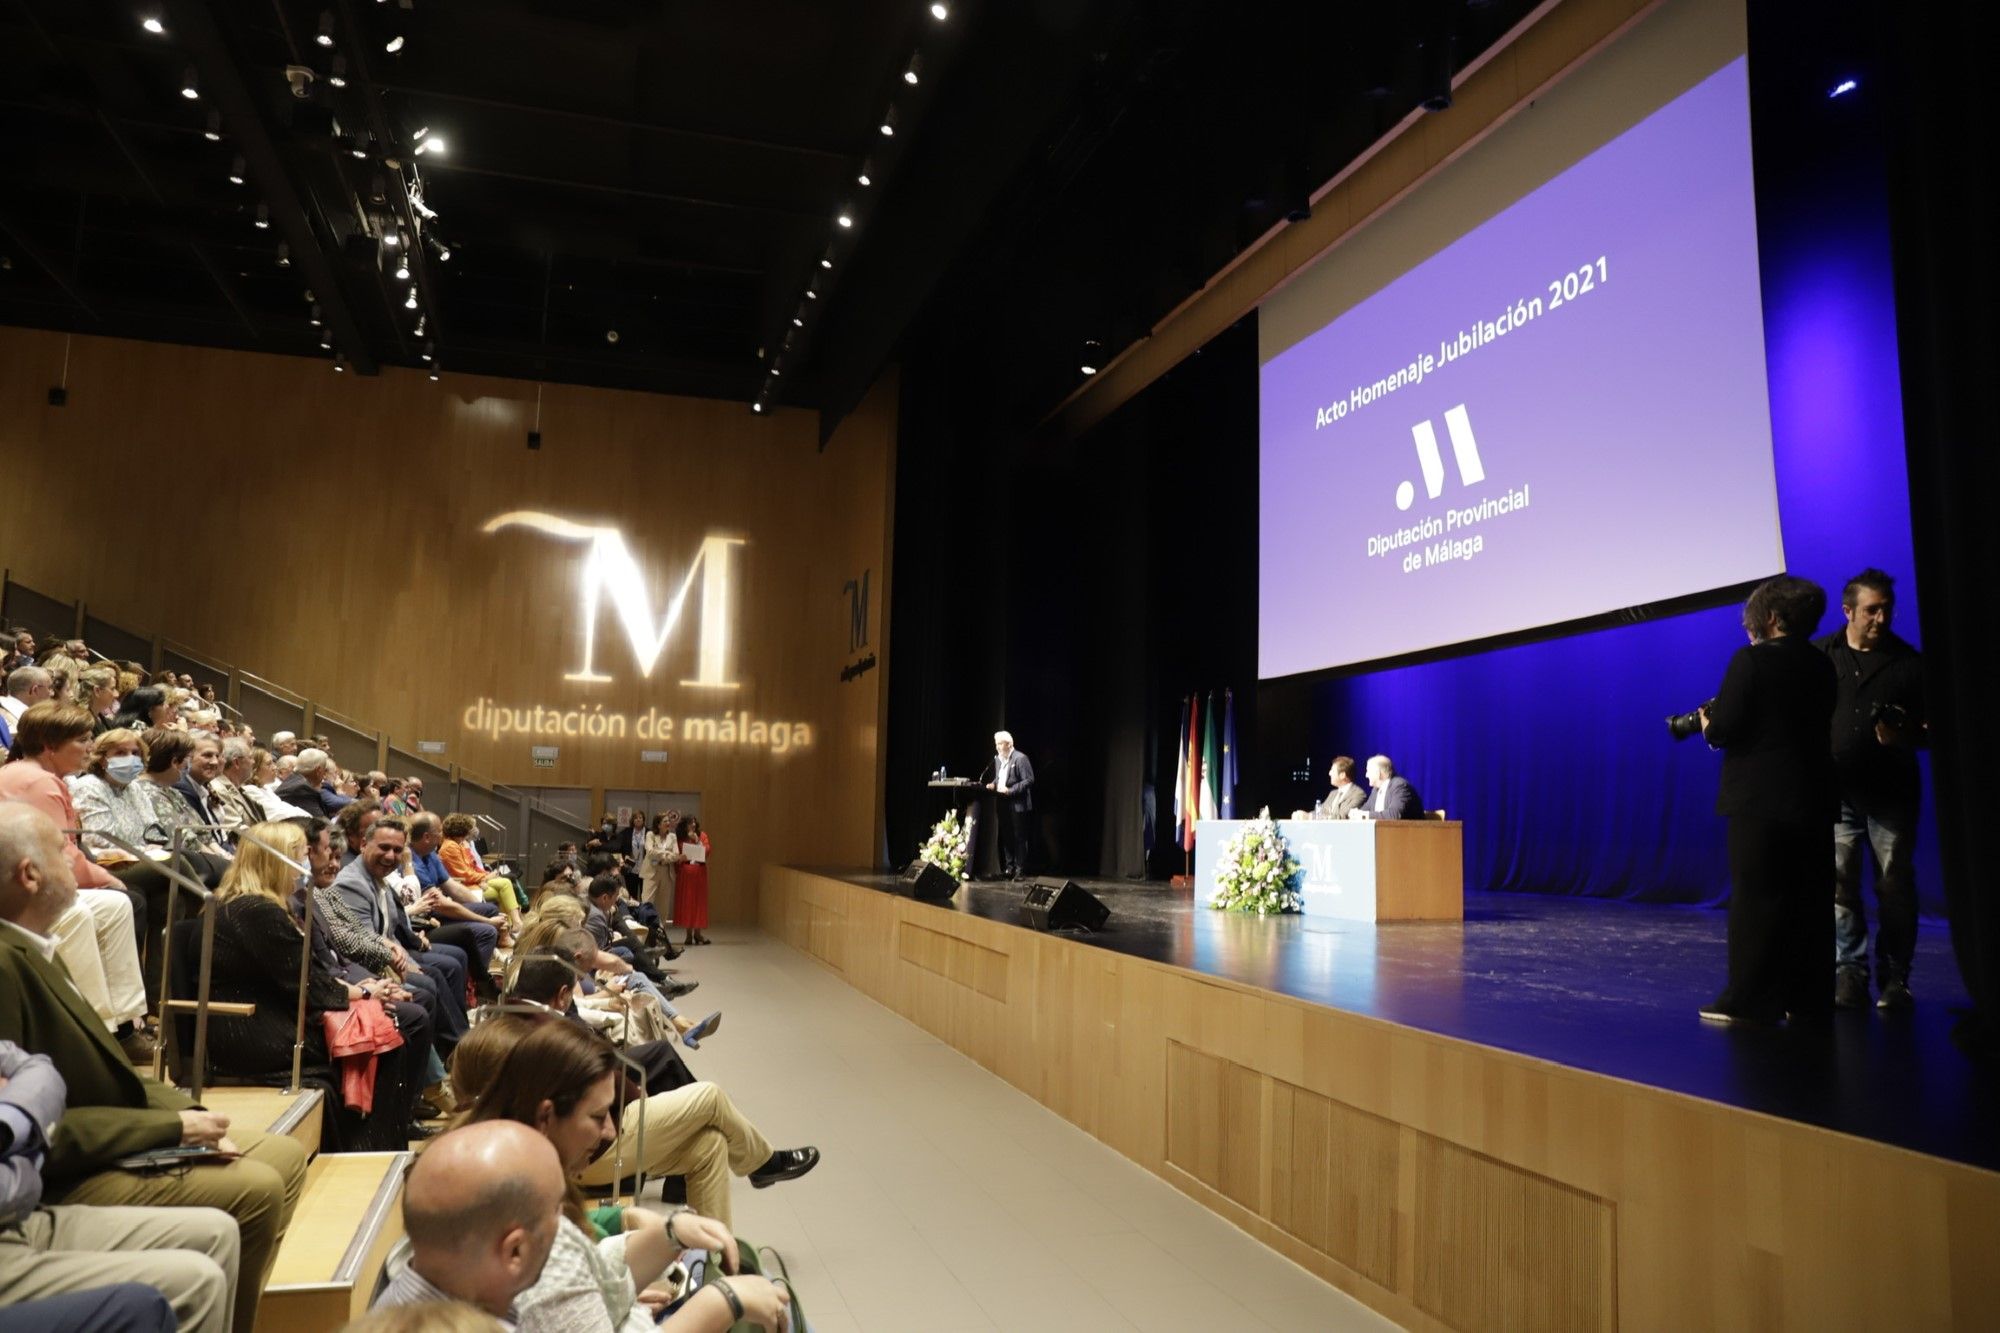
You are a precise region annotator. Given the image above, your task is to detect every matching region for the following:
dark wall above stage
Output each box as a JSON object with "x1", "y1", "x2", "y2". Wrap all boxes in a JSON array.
[{"x1": 887, "y1": 4, "x2": 1940, "y2": 914}]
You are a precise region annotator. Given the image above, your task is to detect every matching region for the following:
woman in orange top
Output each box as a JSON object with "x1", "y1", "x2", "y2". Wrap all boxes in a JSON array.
[
  {"x1": 438, "y1": 812, "x2": 525, "y2": 917},
  {"x1": 673, "y1": 814, "x2": 711, "y2": 946}
]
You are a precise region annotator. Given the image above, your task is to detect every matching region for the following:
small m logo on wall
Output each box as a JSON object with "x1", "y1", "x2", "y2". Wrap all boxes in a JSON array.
[{"x1": 1396, "y1": 403, "x2": 1486, "y2": 511}]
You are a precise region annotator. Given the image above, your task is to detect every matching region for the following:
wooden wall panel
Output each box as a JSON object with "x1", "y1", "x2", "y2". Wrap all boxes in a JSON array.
[
  {"x1": 762, "y1": 867, "x2": 2000, "y2": 1331},
  {"x1": 0, "y1": 329, "x2": 896, "y2": 920}
]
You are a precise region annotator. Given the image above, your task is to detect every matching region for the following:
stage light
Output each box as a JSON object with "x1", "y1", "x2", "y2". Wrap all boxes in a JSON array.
[
  {"x1": 857, "y1": 160, "x2": 872, "y2": 187},
  {"x1": 383, "y1": 227, "x2": 399, "y2": 248},
  {"x1": 414, "y1": 315, "x2": 426, "y2": 335},
  {"x1": 316, "y1": 11, "x2": 335, "y2": 46},
  {"x1": 141, "y1": 14, "x2": 165, "y2": 35},
  {"x1": 792, "y1": 314, "x2": 804, "y2": 327},
  {"x1": 310, "y1": 304, "x2": 322, "y2": 326},
  {"x1": 385, "y1": 35, "x2": 404, "y2": 53},
  {"x1": 904, "y1": 54, "x2": 922, "y2": 85},
  {"x1": 752, "y1": 402, "x2": 764, "y2": 413},
  {"x1": 414, "y1": 136, "x2": 446, "y2": 157},
  {"x1": 405, "y1": 286, "x2": 419, "y2": 309},
  {"x1": 879, "y1": 107, "x2": 897, "y2": 137},
  {"x1": 437, "y1": 247, "x2": 450, "y2": 261},
  {"x1": 1080, "y1": 363, "x2": 1097, "y2": 375},
  {"x1": 770, "y1": 366, "x2": 781, "y2": 377},
  {"x1": 413, "y1": 126, "x2": 429, "y2": 141},
  {"x1": 276, "y1": 242, "x2": 290, "y2": 267},
  {"x1": 180, "y1": 67, "x2": 200, "y2": 100},
  {"x1": 429, "y1": 367, "x2": 440, "y2": 381},
  {"x1": 805, "y1": 288, "x2": 817, "y2": 299},
  {"x1": 333, "y1": 357, "x2": 345, "y2": 372},
  {"x1": 836, "y1": 213, "x2": 853, "y2": 229},
  {"x1": 820, "y1": 256, "x2": 833, "y2": 268},
  {"x1": 1829, "y1": 78, "x2": 1858, "y2": 98},
  {"x1": 394, "y1": 258, "x2": 410, "y2": 281},
  {"x1": 605, "y1": 329, "x2": 620, "y2": 344},
  {"x1": 930, "y1": 3, "x2": 948, "y2": 19},
  {"x1": 329, "y1": 56, "x2": 348, "y2": 88},
  {"x1": 228, "y1": 156, "x2": 245, "y2": 185},
  {"x1": 204, "y1": 111, "x2": 222, "y2": 141},
  {"x1": 421, "y1": 340, "x2": 433, "y2": 361},
  {"x1": 253, "y1": 203, "x2": 269, "y2": 229}
]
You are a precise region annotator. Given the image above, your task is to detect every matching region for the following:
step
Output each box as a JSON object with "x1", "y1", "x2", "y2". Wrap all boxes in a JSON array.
[
  {"x1": 204, "y1": 1085, "x2": 325, "y2": 1159},
  {"x1": 255, "y1": 1150, "x2": 409, "y2": 1333}
]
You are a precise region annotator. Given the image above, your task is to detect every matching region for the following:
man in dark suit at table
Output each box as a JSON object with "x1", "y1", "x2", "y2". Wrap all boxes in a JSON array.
[
  {"x1": 984, "y1": 730, "x2": 1037, "y2": 878},
  {"x1": 1317, "y1": 756, "x2": 1367, "y2": 820},
  {"x1": 1349, "y1": 754, "x2": 1425, "y2": 821}
]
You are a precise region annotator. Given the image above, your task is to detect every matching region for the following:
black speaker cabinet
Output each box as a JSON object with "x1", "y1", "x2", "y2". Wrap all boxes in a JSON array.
[
  {"x1": 1018, "y1": 879, "x2": 1110, "y2": 932},
  {"x1": 900, "y1": 860, "x2": 960, "y2": 902}
]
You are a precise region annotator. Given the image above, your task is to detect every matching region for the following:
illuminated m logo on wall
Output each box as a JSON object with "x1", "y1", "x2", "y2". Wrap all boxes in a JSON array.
[{"x1": 482, "y1": 511, "x2": 744, "y2": 687}]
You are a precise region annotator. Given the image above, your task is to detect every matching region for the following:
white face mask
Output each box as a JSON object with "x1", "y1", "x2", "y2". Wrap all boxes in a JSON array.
[{"x1": 106, "y1": 755, "x2": 145, "y2": 786}]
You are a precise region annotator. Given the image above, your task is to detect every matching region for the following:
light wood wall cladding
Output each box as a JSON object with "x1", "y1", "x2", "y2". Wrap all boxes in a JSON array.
[
  {"x1": 0, "y1": 327, "x2": 895, "y2": 922},
  {"x1": 762, "y1": 867, "x2": 2000, "y2": 1330}
]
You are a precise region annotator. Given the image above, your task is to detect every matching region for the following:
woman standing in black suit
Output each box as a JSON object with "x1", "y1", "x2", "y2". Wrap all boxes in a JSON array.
[{"x1": 1699, "y1": 575, "x2": 1839, "y2": 1025}]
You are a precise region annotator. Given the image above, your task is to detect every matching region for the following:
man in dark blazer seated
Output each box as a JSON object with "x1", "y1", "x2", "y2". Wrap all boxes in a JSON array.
[
  {"x1": 1317, "y1": 756, "x2": 1367, "y2": 820},
  {"x1": 0, "y1": 802, "x2": 307, "y2": 1333},
  {"x1": 1348, "y1": 754, "x2": 1425, "y2": 820},
  {"x1": 984, "y1": 730, "x2": 1037, "y2": 878}
]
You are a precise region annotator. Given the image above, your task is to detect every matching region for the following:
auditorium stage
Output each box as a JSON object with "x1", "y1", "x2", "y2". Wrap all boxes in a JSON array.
[{"x1": 811, "y1": 870, "x2": 1995, "y2": 1172}]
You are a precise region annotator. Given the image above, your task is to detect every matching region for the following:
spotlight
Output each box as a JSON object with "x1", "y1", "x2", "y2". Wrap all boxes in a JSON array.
[
  {"x1": 228, "y1": 156, "x2": 246, "y2": 185},
  {"x1": 605, "y1": 329, "x2": 620, "y2": 344},
  {"x1": 394, "y1": 259, "x2": 410, "y2": 281},
  {"x1": 329, "y1": 56, "x2": 348, "y2": 88},
  {"x1": 383, "y1": 227, "x2": 399, "y2": 248},
  {"x1": 413, "y1": 136, "x2": 446, "y2": 157},
  {"x1": 857, "y1": 161, "x2": 872, "y2": 187},
  {"x1": 752, "y1": 402, "x2": 764, "y2": 413},
  {"x1": 405, "y1": 287, "x2": 419, "y2": 309},
  {"x1": 253, "y1": 203, "x2": 270, "y2": 229},
  {"x1": 437, "y1": 247, "x2": 450, "y2": 261},
  {"x1": 310, "y1": 304, "x2": 323, "y2": 326},
  {"x1": 429, "y1": 367, "x2": 440, "y2": 381},
  {"x1": 276, "y1": 242, "x2": 290, "y2": 267},
  {"x1": 836, "y1": 213, "x2": 853, "y2": 229},
  {"x1": 333, "y1": 357, "x2": 346, "y2": 372},
  {"x1": 421, "y1": 340, "x2": 433, "y2": 361},
  {"x1": 414, "y1": 315, "x2": 426, "y2": 335},
  {"x1": 820, "y1": 256, "x2": 833, "y2": 269},
  {"x1": 805, "y1": 289, "x2": 817, "y2": 299},
  {"x1": 771, "y1": 366, "x2": 781, "y2": 377},
  {"x1": 141, "y1": 14, "x2": 165, "y2": 36},
  {"x1": 930, "y1": 3, "x2": 948, "y2": 19},
  {"x1": 526, "y1": 430, "x2": 541, "y2": 450},
  {"x1": 879, "y1": 107, "x2": 897, "y2": 137},
  {"x1": 1829, "y1": 77, "x2": 1859, "y2": 98},
  {"x1": 180, "y1": 67, "x2": 200, "y2": 100},
  {"x1": 904, "y1": 54, "x2": 923, "y2": 85},
  {"x1": 1080, "y1": 363, "x2": 1097, "y2": 375},
  {"x1": 1081, "y1": 338, "x2": 1103, "y2": 375},
  {"x1": 413, "y1": 126, "x2": 429, "y2": 141},
  {"x1": 792, "y1": 315, "x2": 804, "y2": 327},
  {"x1": 315, "y1": 11, "x2": 335, "y2": 46},
  {"x1": 385, "y1": 35, "x2": 404, "y2": 53},
  {"x1": 203, "y1": 111, "x2": 222, "y2": 142}
]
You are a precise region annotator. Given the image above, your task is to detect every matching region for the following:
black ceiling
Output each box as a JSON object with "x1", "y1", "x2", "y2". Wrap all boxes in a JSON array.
[{"x1": 0, "y1": 1, "x2": 1541, "y2": 435}]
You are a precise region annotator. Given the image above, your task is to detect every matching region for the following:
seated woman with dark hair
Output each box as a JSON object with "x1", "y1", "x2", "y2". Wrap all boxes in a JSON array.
[
  {"x1": 204, "y1": 820, "x2": 431, "y2": 1150},
  {"x1": 441, "y1": 1017, "x2": 794, "y2": 1332},
  {"x1": 107, "y1": 684, "x2": 173, "y2": 734}
]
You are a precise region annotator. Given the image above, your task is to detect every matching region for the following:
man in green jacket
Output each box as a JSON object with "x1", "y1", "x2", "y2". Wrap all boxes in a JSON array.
[{"x1": 0, "y1": 801, "x2": 306, "y2": 1333}]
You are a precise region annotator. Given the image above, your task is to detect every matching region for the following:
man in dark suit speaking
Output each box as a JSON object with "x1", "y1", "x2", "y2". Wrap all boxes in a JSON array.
[
  {"x1": 984, "y1": 730, "x2": 1037, "y2": 878},
  {"x1": 1348, "y1": 754, "x2": 1425, "y2": 820}
]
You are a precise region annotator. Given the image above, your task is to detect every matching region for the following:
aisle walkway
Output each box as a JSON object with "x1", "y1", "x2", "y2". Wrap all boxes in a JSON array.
[{"x1": 686, "y1": 926, "x2": 1394, "y2": 1332}]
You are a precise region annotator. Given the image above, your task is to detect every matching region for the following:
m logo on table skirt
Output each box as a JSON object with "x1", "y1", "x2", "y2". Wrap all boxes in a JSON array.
[
  {"x1": 1395, "y1": 403, "x2": 1486, "y2": 511},
  {"x1": 483, "y1": 511, "x2": 743, "y2": 687}
]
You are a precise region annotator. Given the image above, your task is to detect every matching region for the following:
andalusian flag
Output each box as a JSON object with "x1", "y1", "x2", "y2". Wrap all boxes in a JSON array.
[
  {"x1": 1219, "y1": 688, "x2": 1238, "y2": 817},
  {"x1": 1182, "y1": 692, "x2": 1201, "y2": 850},
  {"x1": 1200, "y1": 692, "x2": 1219, "y2": 822},
  {"x1": 1172, "y1": 696, "x2": 1188, "y2": 846}
]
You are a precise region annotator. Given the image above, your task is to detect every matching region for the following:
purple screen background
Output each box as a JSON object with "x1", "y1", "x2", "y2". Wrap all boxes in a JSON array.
[{"x1": 1259, "y1": 58, "x2": 1780, "y2": 679}]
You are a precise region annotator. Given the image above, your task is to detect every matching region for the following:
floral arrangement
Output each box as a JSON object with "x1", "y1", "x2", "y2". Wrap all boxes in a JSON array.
[
  {"x1": 1208, "y1": 811, "x2": 1303, "y2": 915},
  {"x1": 919, "y1": 808, "x2": 971, "y2": 880}
]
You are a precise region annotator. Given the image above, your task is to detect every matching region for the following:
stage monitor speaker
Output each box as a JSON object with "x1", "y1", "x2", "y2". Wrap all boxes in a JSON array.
[
  {"x1": 1019, "y1": 879, "x2": 1110, "y2": 932},
  {"x1": 900, "y1": 860, "x2": 959, "y2": 902}
]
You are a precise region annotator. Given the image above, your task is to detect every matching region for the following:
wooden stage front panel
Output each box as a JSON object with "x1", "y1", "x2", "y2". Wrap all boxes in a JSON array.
[{"x1": 760, "y1": 866, "x2": 2000, "y2": 1331}]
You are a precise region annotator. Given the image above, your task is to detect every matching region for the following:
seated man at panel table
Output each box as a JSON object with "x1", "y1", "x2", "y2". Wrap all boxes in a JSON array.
[
  {"x1": 1347, "y1": 753, "x2": 1426, "y2": 821},
  {"x1": 1316, "y1": 755, "x2": 1367, "y2": 821},
  {"x1": 0, "y1": 802, "x2": 307, "y2": 1333}
]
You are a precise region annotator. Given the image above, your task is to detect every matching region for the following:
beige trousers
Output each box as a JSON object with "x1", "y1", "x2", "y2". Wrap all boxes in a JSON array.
[
  {"x1": 577, "y1": 1080, "x2": 772, "y2": 1228},
  {"x1": 0, "y1": 1203, "x2": 239, "y2": 1333},
  {"x1": 55, "y1": 1126, "x2": 308, "y2": 1333},
  {"x1": 49, "y1": 887, "x2": 148, "y2": 1030}
]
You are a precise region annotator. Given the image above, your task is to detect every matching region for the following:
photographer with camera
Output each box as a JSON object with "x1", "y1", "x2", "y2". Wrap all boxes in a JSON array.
[
  {"x1": 1696, "y1": 575, "x2": 1838, "y2": 1026},
  {"x1": 1817, "y1": 569, "x2": 1927, "y2": 1010}
]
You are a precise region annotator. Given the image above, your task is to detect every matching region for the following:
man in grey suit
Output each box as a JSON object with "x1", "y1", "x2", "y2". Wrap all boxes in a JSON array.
[
  {"x1": 985, "y1": 730, "x2": 1037, "y2": 878},
  {"x1": 1348, "y1": 754, "x2": 1426, "y2": 821},
  {"x1": 1317, "y1": 756, "x2": 1367, "y2": 820}
]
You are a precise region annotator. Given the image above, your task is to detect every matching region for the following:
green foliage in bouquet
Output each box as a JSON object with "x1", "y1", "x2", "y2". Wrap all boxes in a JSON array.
[
  {"x1": 1207, "y1": 813, "x2": 1303, "y2": 915},
  {"x1": 919, "y1": 808, "x2": 971, "y2": 880}
]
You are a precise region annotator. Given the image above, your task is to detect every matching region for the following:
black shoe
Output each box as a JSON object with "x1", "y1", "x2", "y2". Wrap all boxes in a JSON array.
[
  {"x1": 408, "y1": 1121, "x2": 442, "y2": 1141},
  {"x1": 1699, "y1": 999, "x2": 1781, "y2": 1027},
  {"x1": 663, "y1": 979, "x2": 700, "y2": 1000},
  {"x1": 1877, "y1": 980, "x2": 1914, "y2": 1010},
  {"x1": 749, "y1": 1147, "x2": 820, "y2": 1189},
  {"x1": 1834, "y1": 970, "x2": 1870, "y2": 1010}
]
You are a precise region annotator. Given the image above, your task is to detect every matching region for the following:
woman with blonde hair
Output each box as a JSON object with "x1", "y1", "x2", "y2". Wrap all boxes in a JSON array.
[
  {"x1": 205, "y1": 821, "x2": 430, "y2": 1148},
  {"x1": 73, "y1": 664, "x2": 120, "y2": 733}
]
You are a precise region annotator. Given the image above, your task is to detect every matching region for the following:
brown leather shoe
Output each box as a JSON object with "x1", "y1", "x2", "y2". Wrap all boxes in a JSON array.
[{"x1": 118, "y1": 1026, "x2": 158, "y2": 1064}]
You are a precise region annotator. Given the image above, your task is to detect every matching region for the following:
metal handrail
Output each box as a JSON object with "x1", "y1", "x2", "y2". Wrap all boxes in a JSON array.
[{"x1": 72, "y1": 828, "x2": 210, "y2": 1089}]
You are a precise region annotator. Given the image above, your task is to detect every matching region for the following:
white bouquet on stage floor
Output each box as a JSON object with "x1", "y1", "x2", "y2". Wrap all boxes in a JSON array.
[
  {"x1": 1208, "y1": 812, "x2": 1303, "y2": 916},
  {"x1": 919, "y1": 808, "x2": 971, "y2": 880}
]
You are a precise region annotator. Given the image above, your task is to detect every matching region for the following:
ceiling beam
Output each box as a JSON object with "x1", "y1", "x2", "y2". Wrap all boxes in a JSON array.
[{"x1": 164, "y1": 0, "x2": 376, "y2": 371}]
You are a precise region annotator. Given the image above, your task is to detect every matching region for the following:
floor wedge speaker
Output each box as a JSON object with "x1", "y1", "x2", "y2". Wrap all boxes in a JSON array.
[
  {"x1": 901, "y1": 860, "x2": 960, "y2": 902},
  {"x1": 1018, "y1": 879, "x2": 1110, "y2": 932}
]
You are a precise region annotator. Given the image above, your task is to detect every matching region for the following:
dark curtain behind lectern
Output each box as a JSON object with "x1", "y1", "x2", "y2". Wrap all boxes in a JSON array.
[{"x1": 1884, "y1": 6, "x2": 2000, "y2": 1052}]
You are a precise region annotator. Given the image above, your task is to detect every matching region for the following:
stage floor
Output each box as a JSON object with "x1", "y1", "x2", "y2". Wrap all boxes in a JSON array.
[{"x1": 813, "y1": 870, "x2": 1998, "y2": 1172}]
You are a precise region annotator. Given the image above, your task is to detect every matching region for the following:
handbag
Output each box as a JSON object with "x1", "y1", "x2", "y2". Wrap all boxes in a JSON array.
[{"x1": 680, "y1": 1239, "x2": 805, "y2": 1332}]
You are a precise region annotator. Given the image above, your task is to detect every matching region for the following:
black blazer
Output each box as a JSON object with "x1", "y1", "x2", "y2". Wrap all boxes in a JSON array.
[
  {"x1": 1357, "y1": 775, "x2": 1424, "y2": 820},
  {"x1": 1704, "y1": 634, "x2": 1837, "y2": 824},
  {"x1": 274, "y1": 773, "x2": 331, "y2": 819}
]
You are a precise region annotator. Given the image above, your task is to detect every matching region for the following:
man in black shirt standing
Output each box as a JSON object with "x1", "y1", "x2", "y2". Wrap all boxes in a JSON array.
[{"x1": 1818, "y1": 569, "x2": 1926, "y2": 1010}]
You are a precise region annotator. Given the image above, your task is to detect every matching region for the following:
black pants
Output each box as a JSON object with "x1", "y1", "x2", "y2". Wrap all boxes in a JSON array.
[
  {"x1": 1723, "y1": 815, "x2": 1831, "y2": 1019},
  {"x1": 999, "y1": 805, "x2": 1036, "y2": 877}
]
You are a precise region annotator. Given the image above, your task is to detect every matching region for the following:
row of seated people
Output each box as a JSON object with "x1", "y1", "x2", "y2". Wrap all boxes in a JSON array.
[{"x1": 3, "y1": 703, "x2": 818, "y2": 1328}]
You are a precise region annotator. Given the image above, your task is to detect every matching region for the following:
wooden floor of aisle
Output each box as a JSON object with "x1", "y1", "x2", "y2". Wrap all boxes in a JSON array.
[{"x1": 690, "y1": 926, "x2": 1391, "y2": 1332}]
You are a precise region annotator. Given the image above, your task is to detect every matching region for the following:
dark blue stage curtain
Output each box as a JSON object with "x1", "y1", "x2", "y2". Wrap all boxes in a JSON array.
[{"x1": 1303, "y1": 78, "x2": 1943, "y2": 914}]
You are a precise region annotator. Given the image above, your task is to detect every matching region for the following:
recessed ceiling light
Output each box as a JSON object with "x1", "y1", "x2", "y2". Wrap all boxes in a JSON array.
[
  {"x1": 1080, "y1": 364, "x2": 1097, "y2": 375},
  {"x1": 904, "y1": 54, "x2": 923, "y2": 85},
  {"x1": 141, "y1": 15, "x2": 165, "y2": 35},
  {"x1": 180, "y1": 67, "x2": 200, "y2": 100},
  {"x1": 329, "y1": 56, "x2": 348, "y2": 88},
  {"x1": 204, "y1": 111, "x2": 222, "y2": 142},
  {"x1": 931, "y1": 3, "x2": 949, "y2": 20},
  {"x1": 836, "y1": 213, "x2": 853, "y2": 229},
  {"x1": 316, "y1": 11, "x2": 335, "y2": 46},
  {"x1": 253, "y1": 203, "x2": 269, "y2": 229},
  {"x1": 820, "y1": 257, "x2": 833, "y2": 269},
  {"x1": 879, "y1": 107, "x2": 897, "y2": 136},
  {"x1": 385, "y1": 35, "x2": 404, "y2": 53},
  {"x1": 228, "y1": 156, "x2": 245, "y2": 185}
]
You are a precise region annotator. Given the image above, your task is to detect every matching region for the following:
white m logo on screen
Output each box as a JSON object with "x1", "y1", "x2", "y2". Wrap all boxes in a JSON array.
[
  {"x1": 1395, "y1": 404, "x2": 1486, "y2": 511},
  {"x1": 483, "y1": 511, "x2": 743, "y2": 687}
]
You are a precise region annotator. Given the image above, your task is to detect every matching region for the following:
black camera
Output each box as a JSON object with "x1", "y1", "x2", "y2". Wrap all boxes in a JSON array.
[{"x1": 1666, "y1": 698, "x2": 1718, "y2": 742}]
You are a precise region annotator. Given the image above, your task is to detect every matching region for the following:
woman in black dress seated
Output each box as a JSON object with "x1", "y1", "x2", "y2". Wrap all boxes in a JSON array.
[{"x1": 204, "y1": 820, "x2": 429, "y2": 1149}]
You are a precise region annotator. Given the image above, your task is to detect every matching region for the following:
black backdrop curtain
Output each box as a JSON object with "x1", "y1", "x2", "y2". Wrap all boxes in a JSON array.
[{"x1": 1884, "y1": 7, "x2": 2000, "y2": 1049}]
